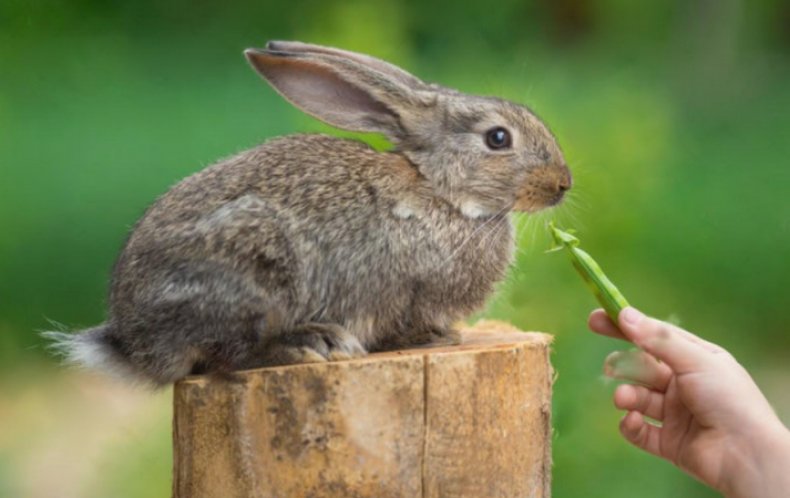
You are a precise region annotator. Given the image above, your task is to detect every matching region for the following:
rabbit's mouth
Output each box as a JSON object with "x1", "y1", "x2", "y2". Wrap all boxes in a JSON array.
[
  {"x1": 513, "y1": 164, "x2": 572, "y2": 212},
  {"x1": 513, "y1": 192, "x2": 564, "y2": 213}
]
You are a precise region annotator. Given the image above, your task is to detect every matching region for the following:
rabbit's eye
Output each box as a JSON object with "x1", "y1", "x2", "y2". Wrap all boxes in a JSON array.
[{"x1": 485, "y1": 127, "x2": 512, "y2": 150}]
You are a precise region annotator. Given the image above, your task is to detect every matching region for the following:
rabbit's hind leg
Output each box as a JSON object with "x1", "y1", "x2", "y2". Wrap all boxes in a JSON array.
[{"x1": 254, "y1": 322, "x2": 367, "y2": 367}]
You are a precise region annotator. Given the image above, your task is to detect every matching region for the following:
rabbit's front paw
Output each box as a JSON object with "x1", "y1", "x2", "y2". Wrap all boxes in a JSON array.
[
  {"x1": 427, "y1": 327, "x2": 461, "y2": 346},
  {"x1": 409, "y1": 326, "x2": 461, "y2": 347},
  {"x1": 373, "y1": 326, "x2": 461, "y2": 351},
  {"x1": 263, "y1": 323, "x2": 367, "y2": 366}
]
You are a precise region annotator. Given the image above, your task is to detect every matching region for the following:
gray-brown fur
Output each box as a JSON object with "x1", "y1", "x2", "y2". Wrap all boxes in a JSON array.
[{"x1": 45, "y1": 41, "x2": 571, "y2": 385}]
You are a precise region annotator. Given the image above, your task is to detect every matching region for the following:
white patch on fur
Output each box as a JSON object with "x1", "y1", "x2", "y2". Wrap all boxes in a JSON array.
[
  {"x1": 45, "y1": 330, "x2": 141, "y2": 382},
  {"x1": 344, "y1": 315, "x2": 378, "y2": 348},
  {"x1": 70, "y1": 336, "x2": 121, "y2": 371},
  {"x1": 392, "y1": 202, "x2": 416, "y2": 219},
  {"x1": 197, "y1": 194, "x2": 264, "y2": 231},
  {"x1": 460, "y1": 201, "x2": 490, "y2": 219},
  {"x1": 160, "y1": 281, "x2": 208, "y2": 302},
  {"x1": 45, "y1": 330, "x2": 201, "y2": 386}
]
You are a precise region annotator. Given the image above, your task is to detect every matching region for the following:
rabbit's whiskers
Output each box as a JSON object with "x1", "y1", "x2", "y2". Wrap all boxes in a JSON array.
[
  {"x1": 480, "y1": 214, "x2": 512, "y2": 260},
  {"x1": 437, "y1": 206, "x2": 509, "y2": 270}
]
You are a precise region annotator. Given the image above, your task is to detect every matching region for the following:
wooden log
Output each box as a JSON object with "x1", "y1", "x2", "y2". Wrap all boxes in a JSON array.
[{"x1": 172, "y1": 321, "x2": 553, "y2": 498}]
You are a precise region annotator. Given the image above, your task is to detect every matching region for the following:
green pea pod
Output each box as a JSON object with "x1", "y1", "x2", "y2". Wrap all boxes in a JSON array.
[{"x1": 548, "y1": 222, "x2": 629, "y2": 323}]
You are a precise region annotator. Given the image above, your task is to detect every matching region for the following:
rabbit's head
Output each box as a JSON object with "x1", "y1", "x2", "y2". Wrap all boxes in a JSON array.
[{"x1": 246, "y1": 41, "x2": 571, "y2": 218}]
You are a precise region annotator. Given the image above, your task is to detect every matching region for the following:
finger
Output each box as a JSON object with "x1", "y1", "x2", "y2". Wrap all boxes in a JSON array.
[
  {"x1": 594, "y1": 308, "x2": 724, "y2": 353},
  {"x1": 604, "y1": 350, "x2": 672, "y2": 392},
  {"x1": 620, "y1": 411, "x2": 662, "y2": 458},
  {"x1": 664, "y1": 324, "x2": 726, "y2": 354},
  {"x1": 618, "y1": 308, "x2": 710, "y2": 374},
  {"x1": 614, "y1": 384, "x2": 665, "y2": 421},
  {"x1": 588, "y1": 309, "x2": 627, "y2": 340}
]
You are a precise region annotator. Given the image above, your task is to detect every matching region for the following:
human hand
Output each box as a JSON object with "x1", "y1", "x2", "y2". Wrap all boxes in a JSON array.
[{"x1": 589, "y1": 307, "x2": 790, "y2": 498}]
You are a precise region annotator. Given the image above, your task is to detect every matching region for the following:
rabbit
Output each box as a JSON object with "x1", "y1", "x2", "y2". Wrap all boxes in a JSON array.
[{"x1": 45, "y1": 40, "x2": 572, "y2": 386}]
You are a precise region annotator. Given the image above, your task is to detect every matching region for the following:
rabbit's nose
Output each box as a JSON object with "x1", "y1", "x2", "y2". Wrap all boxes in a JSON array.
[{"x1": 556, "y1": 167, "x2": 573, "y2": 192}]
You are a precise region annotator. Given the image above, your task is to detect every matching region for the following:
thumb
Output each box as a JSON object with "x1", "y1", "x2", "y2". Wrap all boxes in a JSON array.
[{"x1": 618, "y1": 307, "x2": 708, "y2": 375}]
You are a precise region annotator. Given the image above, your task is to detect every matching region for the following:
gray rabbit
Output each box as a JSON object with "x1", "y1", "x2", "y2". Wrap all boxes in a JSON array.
[{"x1": 46, "y1": 41, "x2": 572, "y2": 385}]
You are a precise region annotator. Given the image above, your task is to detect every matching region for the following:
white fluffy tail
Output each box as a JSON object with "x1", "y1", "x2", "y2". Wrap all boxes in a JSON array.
[{"x1": 42, "y1": 325, "x2": 142, "y2": 383}]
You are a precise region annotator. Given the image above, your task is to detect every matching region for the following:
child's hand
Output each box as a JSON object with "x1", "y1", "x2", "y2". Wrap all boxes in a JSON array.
[{"x1": 589, "y1": 307, "x2": 790, "y2": 498}]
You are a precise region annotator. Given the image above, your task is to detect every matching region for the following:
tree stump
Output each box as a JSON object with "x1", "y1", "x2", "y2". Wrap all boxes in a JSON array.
[{"x1": 172, "y1": 321, "x2": 553, "y2": 498}]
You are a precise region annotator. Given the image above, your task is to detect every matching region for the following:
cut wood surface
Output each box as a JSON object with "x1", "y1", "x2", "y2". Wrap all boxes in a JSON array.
[{"x1": 172, "y1": 321, "x2": 553, "y2": 498}]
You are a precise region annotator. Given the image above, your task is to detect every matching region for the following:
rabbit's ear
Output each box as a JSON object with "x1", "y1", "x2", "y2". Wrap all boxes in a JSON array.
[
  {"x1": 245, "y1": 47, "x2": 427, "y2": 138},
  {"x1": 264, "y1": 41, "x2": 425, "y2": 90}
]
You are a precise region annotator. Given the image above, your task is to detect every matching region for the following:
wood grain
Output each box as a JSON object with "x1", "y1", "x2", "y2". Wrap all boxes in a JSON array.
[{"x1": 173, "y1": 321, "x2": 553, "y2": 498}]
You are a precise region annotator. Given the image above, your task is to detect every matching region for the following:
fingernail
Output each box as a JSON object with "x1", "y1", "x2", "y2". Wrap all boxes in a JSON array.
[
  {"x1": 603, "y1": 351, "x2": 624, "y2": 378},
  {"x1": 621, "y1": 307, "x2": 644, "y2": 326},
  {"x1": 603, "y1": 350, "x2": 645, "y2": 380}
]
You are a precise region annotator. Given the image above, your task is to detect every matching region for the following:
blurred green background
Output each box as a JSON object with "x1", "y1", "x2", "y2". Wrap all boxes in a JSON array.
[{"x1": 1, "y1": 0, "x2": 788, "y2": 496}]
